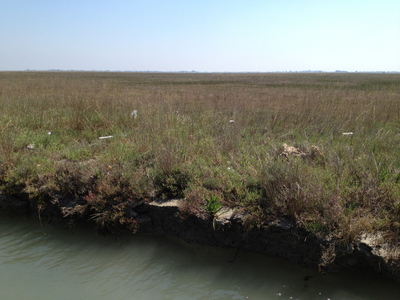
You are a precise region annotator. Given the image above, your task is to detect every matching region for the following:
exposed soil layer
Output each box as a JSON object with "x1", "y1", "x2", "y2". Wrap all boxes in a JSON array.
[{"x1": 1, "y1": 194, "x2": 399, "y2": 282}]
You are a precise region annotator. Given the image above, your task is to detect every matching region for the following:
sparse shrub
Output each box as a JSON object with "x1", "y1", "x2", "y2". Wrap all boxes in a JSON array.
[
  {"x1": 84, "y1": 190, "x2": 139, "y2": 234},
  {"x1": 154, "y1": 168, "x2": 191, "y2": 199},
  {"x1": 178, "y1": 186, "x2": 208, "y2": 219},
  {"x1": 53, "y1": 160, "x2": 98, "y2": 198}
]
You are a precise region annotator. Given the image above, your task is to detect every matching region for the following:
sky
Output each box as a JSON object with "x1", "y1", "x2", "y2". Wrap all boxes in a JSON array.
[{"x1": 1, "y1": 0, "x2": 399, "y2": 72}]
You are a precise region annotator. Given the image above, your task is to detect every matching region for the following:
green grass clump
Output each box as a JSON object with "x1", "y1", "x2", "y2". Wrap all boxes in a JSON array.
[
  {"x1": 0, "y1": 71, "x2": 399, "y2": 243},
  {"x1": 202, "y1": 195, "x2": 224, "y2": 230}
]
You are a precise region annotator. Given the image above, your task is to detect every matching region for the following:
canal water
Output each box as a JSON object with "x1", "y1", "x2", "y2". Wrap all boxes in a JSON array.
[{"x1": 0, "y1": 214, "x2": 399, "y2": 300}]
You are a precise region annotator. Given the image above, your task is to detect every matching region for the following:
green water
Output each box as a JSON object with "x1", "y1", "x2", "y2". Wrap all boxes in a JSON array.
[{"x1": 0, "y1": 215, "x2": 399, "y2": 300}]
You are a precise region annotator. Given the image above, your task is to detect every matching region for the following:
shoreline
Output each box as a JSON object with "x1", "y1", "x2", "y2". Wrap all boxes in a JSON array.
[{"x1": 1, "y1": 192, "x2": 399, "y2": 283}]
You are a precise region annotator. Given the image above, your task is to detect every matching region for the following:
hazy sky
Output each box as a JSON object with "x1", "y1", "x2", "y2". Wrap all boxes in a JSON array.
[{"x1": 1, "y1": 0, "x2": 399, "y2": 72}]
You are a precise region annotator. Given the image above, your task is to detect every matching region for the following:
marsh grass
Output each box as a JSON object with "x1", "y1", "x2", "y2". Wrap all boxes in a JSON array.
[{"x1": 0, "y1": 71, "x2": 399, "y2": 242}]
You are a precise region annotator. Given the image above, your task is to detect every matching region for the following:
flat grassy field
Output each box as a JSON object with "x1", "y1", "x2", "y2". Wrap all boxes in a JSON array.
[{"x1": 1, "y1": 71, "x2": 399, "y2": 244}]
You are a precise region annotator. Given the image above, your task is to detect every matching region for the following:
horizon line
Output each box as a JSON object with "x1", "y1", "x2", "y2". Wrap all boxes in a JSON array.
[{"x1": 1, "y1": 69, "x2": 399, "y2": 74}]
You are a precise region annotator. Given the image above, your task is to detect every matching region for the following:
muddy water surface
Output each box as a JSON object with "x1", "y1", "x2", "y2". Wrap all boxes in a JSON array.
[{"x1": 0, "y1": 215, "x2": 399, "y2": 300}]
